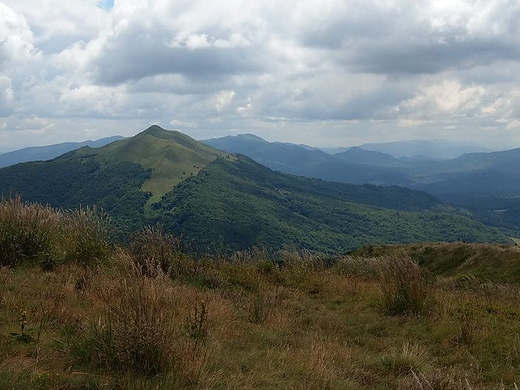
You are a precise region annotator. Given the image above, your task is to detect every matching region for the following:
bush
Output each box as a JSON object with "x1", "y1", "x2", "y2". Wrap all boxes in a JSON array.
[
  {"x1": 70, "y1": 259, "x2": 210, "y2": 384},
  {"x1": 0, "y1": 196, "x2": 58, "y2": 267},
  {"x1": 378, "y1": 252, "x2": 432, "y2": 315},
  {"x1": 73, "y1": 272, "x2": 175, "y2": 376},
  {"x1": 129, "y1": 226, "x2": 195, "y2": 279},
  {"x1": 0, "y1": 196, "x2": 112, "y2": 268},
  {"x1": 63, "y1": 207, "x2": 112, "y2": 267}
]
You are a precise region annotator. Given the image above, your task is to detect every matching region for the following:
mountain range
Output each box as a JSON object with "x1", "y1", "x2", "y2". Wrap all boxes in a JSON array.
[
  {"x1": 0, "y1": 126, "x2": 509, "y2": 254},
  {"x1": 202, "y1": 134, "x2": 520, "y2": 231},
  {"x1": 0, "y1": 136, "x2": 125, "y2": 168}
]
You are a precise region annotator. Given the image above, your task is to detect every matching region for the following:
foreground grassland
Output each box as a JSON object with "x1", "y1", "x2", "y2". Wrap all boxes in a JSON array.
[{"x1": 2, "y1": 199, "x2": 520, "y2": 389}]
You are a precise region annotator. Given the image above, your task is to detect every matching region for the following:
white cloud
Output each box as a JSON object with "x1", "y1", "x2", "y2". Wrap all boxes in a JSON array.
[
  {"x1": 0, "y1": 3, "x2": 37, "y2": 67},
  {"x1": 1, "y1": 0, "x2": 520, "y2": 150},
  {"x1": 2, "y1": 0, "x2": 108, "y2": 52},
  {"x1": 214, "y1": 90, "x2": 235, "y2": 112},
  {"x1": 400, "y1": 80, "x2": 485, "y2": 119}
]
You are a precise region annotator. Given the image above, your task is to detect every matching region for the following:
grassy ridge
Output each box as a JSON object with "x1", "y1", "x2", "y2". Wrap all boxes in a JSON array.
[
  {"x1": 2, "y1": 199, "x2": 520, "y2": 388},
  {"x1": 352, "y1": 242, "x2": 520, "y2": 284},
  {"x1": 85, "y1": 125, "x2": 231, "y2": 204}
]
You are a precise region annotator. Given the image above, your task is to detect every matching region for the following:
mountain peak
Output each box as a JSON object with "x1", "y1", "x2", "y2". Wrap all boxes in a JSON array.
[
  {"x1": 82, "y1": 126, "x2": 232, "y2": 204},
  {"x1": 141, "y1": 124, "x2": 164, "y2": 133},
  {"x1": 235, "y1": 134, "x2": 268, "y2": 142},
  {"x1": 140, "y1": 125, "x2": 178, "y2": 139}
]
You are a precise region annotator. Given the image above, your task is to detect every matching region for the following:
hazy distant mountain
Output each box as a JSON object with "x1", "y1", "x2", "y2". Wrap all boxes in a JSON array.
[
  {"x1": 202, "y1": 134, "x2": 520, "y2": 194},
  {"x1": 410, "y1": 148, "x2": 520, "y2": 197},
  {"x1": 357, "y1": 139, "x2": 492, "y2": 160},
  {"x1": 320, "y1": 146, "x2": 350, "y2": 155},
  {"x1": 334, "y1": 147, "x2": 406, "y2": 167},
  {"x1": 0, "y1": 136, "x2": 125, "y2": 168},
  {"x1": 202, "y1": 134, "x2": 413, "y2": 186},
  {"x1": 202, "y1": 133, "x2": 339, "y2": 172}
]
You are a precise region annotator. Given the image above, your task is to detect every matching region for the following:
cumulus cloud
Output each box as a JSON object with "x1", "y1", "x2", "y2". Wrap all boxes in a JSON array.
[
  {"x1": 399, "y1": 80, "x2": 485, "y2": 119},
  {"x1": 296, "y1": 0, "x2": 520, "y2": 75},
  {"x1": 87, "y1": 0, "x2": 269, "y2": 85},
  {"x1": 2, "y1": 0, "x2": 109, "y2": 53},
  {"x1": 1, "y1": 0, "x2": 520, "y2": 151},
  {"x1": 0, "y1": 3, "x2": 37, "y2": 68}
]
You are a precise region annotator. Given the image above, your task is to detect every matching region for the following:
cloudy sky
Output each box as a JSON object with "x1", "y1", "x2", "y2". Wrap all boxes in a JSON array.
[{"x1": 1, "y1": 0, "x2": 520, "y2": 152}]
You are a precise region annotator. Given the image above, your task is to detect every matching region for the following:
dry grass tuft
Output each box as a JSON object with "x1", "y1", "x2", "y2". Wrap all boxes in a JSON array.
[{"x1": 378, "y1": 252, "x2": 433, "y2": 315}]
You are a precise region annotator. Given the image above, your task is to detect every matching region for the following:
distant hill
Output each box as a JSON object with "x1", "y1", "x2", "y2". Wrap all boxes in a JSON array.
[
  {"x1": 0, "y1": 136, "x2": 125, "y2": 168},
  {"x1": 405, "y1": 149, "x2": 520, "y2": 200},
  {"x1": 153, "y1": 155, "x2": 505, "y2": 253},
  {"x1": 202, "y1": 134, "x2": 413, "y2": 186},
  {"x1": 334, "y1": 147, "x2": 406, "y2": 167},
  {"x1": 86, "y1": 125, "x2": 230, "y2": 204},
  {"x1": 357, "y1": 139, "x2": 491, "y2": 160},
  {"x1": 0, "y1": 126, "x2": 508, "y2": 253}
]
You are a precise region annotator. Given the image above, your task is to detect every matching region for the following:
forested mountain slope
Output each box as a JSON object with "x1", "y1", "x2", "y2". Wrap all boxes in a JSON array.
[{"x1": 0, "y1": 126, "x2": 509, "y2": 253}]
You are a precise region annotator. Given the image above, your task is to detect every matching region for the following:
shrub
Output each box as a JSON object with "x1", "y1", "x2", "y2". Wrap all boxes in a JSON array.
[
  {"x1": 0, "y1": 197, "x2": 112, "y2": 268},
  {"x1": 0, "y1": 196, "x2": 58, "y2": 267},
  {"x1": 73, "y1": 272, "x2": 174, "y2": 376},
  {"x1": 378, "y1": 252, "x2": 432, "y2": 315},
  {"x1": 129, "y1": 226, "x2": 194, "y2": 279},
  {"x1": 69, "y1": 259, "x2": 210, "y2": 385},
  {"x1": 62, "y1": 207, "x2": 112, "y2": 267}
]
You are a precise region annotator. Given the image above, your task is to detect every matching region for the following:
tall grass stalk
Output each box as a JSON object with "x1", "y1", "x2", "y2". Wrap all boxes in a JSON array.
[
  {"x1": 129, "y1": 226, "x2": 195, "y2": 279},
  {"x1": 378, "y1": 252, "x2": 432, "y2": 315},
  {"x1": 62, "y1": 207, "x2": 112, "y2": 267}
]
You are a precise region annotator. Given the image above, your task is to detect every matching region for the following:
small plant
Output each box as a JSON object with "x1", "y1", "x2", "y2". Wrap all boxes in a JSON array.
[
  {"x1": 380, "y1": 343, "x2": 430, "y2": 377},
  {"x1": 19, "y1": 309, "x2": 27, "y2": 336},
  {"x1": 184, "y1": 300, "x2": 208, "y2": 350},
  {"x1": 249, "y1": 287, "x2": 267, "y2": 324},
  {"x1": 10, "y1": 309, "x2": 33, "y2": 343},
  {"x1": 31, "y1": 372, "x2": 57, "y2": 389}
]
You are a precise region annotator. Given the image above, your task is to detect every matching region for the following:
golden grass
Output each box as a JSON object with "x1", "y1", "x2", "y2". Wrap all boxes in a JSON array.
[
  {"x1": 3, "y1": 250, "x2": 520, "y2": 389},
  {"x1": 2, "y1": 199, "x2": 520, "y2": 388}
]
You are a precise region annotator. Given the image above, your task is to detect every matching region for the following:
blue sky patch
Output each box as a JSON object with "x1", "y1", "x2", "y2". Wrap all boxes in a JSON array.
[{"x1": 97, "y1": 0, "x2": 114, "y2": 10}]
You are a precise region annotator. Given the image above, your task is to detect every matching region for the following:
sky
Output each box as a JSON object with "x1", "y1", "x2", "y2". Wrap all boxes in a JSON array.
[{"x1": 1, "y1": 0, "x2": 520, "y2": 152}]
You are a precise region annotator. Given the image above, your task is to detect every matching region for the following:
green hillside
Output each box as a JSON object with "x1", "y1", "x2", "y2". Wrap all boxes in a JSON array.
[
  {"x1": 153, "y1": 155, "x2": 509, "y2": 253},
  {"x1": 0, "y1": 126, "x2": 511, "y2": 253},
  {"x1": 76, "y1": 125, "x2": 231, "y2": 204}
]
